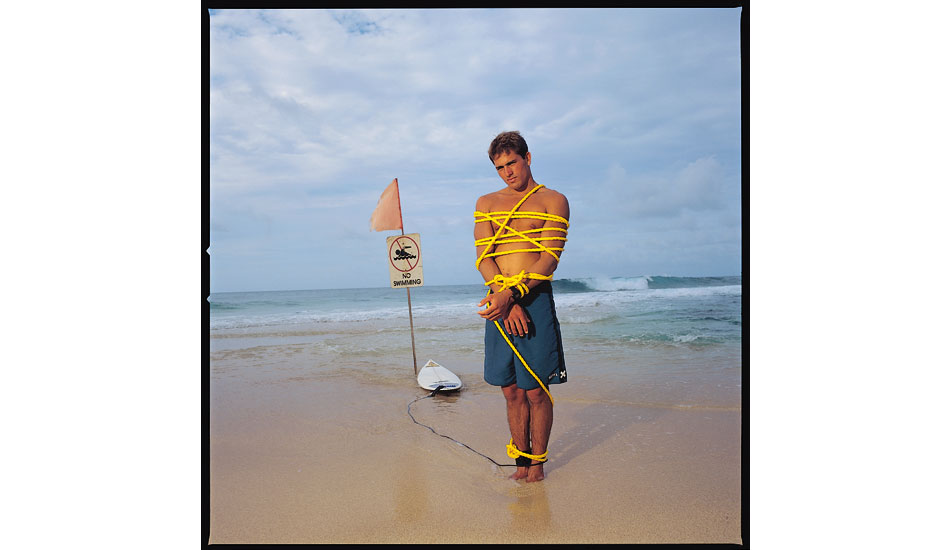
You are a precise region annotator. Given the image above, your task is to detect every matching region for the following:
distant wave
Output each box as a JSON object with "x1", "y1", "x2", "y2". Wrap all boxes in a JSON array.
[
  {"x1": 210, "y1": 276, "x2": 742, "y2": 331},
  {"x1": 209, "y1": 299, "x2": 304, "y2": 310},
  {"x1": 553, "y1": 275, "x2": 740, "y2": 293},
  {"x1": 209, "y1": 302, "x2": 245, "y2": 310}
]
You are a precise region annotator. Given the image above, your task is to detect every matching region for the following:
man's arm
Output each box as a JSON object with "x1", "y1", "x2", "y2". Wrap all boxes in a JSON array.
[
  {"x1": 475, "y1": 194, "x2": 518, "y2": 322},
  {"x1": 474, "y1": 195, "x2": 515, "y2": 294}
]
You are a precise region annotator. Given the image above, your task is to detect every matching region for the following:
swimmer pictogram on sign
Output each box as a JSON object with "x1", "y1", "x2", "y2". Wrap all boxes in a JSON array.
[
  {"x1": 389, "y1": 235, "x2": 420, "y2": 272},
  {"x1": 386, "y1": 233, "x2": 424, "y2": 288}
]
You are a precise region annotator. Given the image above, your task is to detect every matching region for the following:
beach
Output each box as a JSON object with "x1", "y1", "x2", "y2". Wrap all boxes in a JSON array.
[{"x1": 208, "y1": 278, "x2": 742, "y2": 544}]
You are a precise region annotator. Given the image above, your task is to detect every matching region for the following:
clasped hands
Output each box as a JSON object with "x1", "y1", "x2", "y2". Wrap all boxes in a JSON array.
[{"x1": 478, "y1": 289, "x2": 530, "y2": 337}]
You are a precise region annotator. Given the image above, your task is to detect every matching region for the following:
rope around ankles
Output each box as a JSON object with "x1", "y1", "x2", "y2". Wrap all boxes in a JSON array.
[
  {"x1": 507, "y1": 438, "x2": 548, "y2": 464},
  {"x1": 474, "y1": 183, "x2": 567, "y2": 462}
]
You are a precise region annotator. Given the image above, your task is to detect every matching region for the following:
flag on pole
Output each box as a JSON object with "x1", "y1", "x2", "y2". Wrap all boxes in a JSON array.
[{"x1": 369, "y1": 178, "x2": 403, "y2": 232}]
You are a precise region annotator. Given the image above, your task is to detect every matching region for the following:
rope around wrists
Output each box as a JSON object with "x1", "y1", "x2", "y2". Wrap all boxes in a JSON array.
[{"x1": 484, "y1": 270, "x2": 552, "y2": 299}]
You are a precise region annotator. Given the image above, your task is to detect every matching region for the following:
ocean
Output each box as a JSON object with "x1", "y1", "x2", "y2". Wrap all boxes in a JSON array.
[{"x1": 209, "y1": 276, "x2": 742, "y2": 409}]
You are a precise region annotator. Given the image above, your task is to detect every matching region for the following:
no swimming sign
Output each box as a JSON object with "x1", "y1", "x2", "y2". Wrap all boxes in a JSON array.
[{"x1": 386, "y1": 233, "x2": 424, "y2": 288}]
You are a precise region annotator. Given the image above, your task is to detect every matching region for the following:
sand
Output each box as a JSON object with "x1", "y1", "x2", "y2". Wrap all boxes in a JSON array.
[{"x1": 208, "y1": 345, "x2": 742, "y2": 544}]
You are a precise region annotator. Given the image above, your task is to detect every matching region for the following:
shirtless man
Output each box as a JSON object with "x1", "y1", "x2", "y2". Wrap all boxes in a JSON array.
[{"x1": 474, "y1": 131, "x2": 570, "y2": 483}]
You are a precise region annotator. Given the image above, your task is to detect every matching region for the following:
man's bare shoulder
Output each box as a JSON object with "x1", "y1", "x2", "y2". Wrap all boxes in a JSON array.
[
  {"x1": 536, "y1": 186, "x2": 570, "y2": 217},
  {"x1": 537, "y1": 186, "x2": 567, "y2": 202},
  {"x1": 475, "y1": 189, "x2": 508, "y2": 211}
]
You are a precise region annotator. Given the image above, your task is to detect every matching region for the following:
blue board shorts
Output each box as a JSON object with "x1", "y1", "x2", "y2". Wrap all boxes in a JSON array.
[{"x1": 484, "y1": 281, "x2": 567, "y2": 390}]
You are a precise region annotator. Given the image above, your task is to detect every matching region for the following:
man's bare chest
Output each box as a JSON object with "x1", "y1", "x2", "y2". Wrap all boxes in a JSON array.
[{"x1": 486, "y1": 196, "x2": 548, "y2": 233}]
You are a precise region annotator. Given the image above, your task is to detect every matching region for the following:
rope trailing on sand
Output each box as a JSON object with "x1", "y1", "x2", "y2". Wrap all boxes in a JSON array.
[{"x1": 407, "y1": 387, "x2": 519, "y2": 468}]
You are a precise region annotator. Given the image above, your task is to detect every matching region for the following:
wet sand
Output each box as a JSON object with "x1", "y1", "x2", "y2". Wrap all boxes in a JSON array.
[{"x1": 209, "y1": 346, "x2": 742, "y2": 544}]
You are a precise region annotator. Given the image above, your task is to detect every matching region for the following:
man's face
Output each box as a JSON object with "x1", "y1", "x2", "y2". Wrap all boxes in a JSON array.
[{"x1": 492, "y1": 150, "x2": 532, "y2": 191}]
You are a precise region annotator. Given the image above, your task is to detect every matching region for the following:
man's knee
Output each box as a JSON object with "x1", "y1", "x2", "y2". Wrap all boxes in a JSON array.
[
  {"x1": 526, "y1": 387, "x2": 549, "y2": 406},
  {"x1": 502, "y1": 383, "x2": 527, "y2": 404}
]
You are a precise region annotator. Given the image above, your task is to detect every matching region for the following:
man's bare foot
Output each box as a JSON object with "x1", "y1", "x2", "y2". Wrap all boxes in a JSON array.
[
  {"x1": 526, "y1": 462, "x2": 545, "y2": 482},
  {"x1": 509, "y1": 466, "x2": 529, "y2": 480}
]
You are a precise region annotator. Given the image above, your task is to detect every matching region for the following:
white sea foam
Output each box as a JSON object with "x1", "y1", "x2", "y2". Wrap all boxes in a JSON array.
[
  {"x1": 570, "y1": 276, "x2": 651, "y2": 291},
  {"x1": 654, "y1": 286, "x2": 742, "y2": 299},
  {"x1": 554, "y1": 284, "x2": 739, "y2": 310}
]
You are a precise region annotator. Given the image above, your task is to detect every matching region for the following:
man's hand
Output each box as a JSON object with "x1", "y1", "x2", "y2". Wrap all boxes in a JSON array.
[
  {"x1": 478, "y1": 290, "x2": 514, "y2": 323},
  {"x1": 504, "y1": 304, "x2": 530, "y2": 337}
]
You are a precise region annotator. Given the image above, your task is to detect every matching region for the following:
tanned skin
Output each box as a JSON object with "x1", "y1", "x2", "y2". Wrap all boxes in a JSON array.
[{"x1": 475, "y1": 148, "x2": 569, "y2": 482}]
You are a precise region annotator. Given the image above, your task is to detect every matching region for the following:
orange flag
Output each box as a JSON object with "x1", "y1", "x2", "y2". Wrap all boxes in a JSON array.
[{"x1": 369, "y1": 178, "x2": 403, "y2": 232}]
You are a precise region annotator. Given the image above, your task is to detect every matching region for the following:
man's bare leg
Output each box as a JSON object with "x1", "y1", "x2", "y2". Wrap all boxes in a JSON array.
[
  {"x1": 525, "y1": 387, "x2": 553, "y2": 482},
  {"x1": 502, "y1": 383, "x2": 530, "y2": 480}
]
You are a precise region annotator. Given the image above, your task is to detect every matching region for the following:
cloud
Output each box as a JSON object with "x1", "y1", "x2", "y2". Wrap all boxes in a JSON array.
[
  {"x1": 209, "y1": 8, "x2": 742, "y2": 291},
  {"x1": 599, "y1": 155, "x2": 734, "y2": 219}
]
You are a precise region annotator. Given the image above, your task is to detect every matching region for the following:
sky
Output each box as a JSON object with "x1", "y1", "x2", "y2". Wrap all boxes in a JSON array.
[{"x1": 209, "y1": 8, "x2": 742, "y2": 292}]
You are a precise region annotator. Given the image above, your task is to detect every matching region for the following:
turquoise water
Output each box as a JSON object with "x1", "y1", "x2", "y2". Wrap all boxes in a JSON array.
[
  {"x1": 210, "y1": 276, "x2": 741, "y2": 345},
  {"x1": 210, "y1": 275, "x2": 742, "y2": 408}
]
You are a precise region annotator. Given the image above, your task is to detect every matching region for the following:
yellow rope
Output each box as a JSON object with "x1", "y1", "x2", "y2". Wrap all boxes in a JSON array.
[
  {"x1": 485, "y1": 270, "x2": 552, "y2": 298},
  {"x1": 474, "y1": 184, "x2": 569, "y2": 270},
  {"x1": 492, "y1": 318, "x2": 554, "y2": 404},
  {"x1": 474, "y1": 183, "x2": 568, "y2": 463},
  {"x1": 507, "y1": 438, "x2": 548, "y2": 462}
]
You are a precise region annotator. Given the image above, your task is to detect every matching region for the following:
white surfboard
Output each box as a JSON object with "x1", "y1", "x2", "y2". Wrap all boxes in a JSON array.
[{"x1": 417, "y1": 359, "x2": 462, "y2": 391}]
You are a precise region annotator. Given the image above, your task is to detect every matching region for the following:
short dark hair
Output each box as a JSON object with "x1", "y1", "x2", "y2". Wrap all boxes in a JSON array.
[{"x1": 488, "y1": 131, "x2": 528, "y2": 161}]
